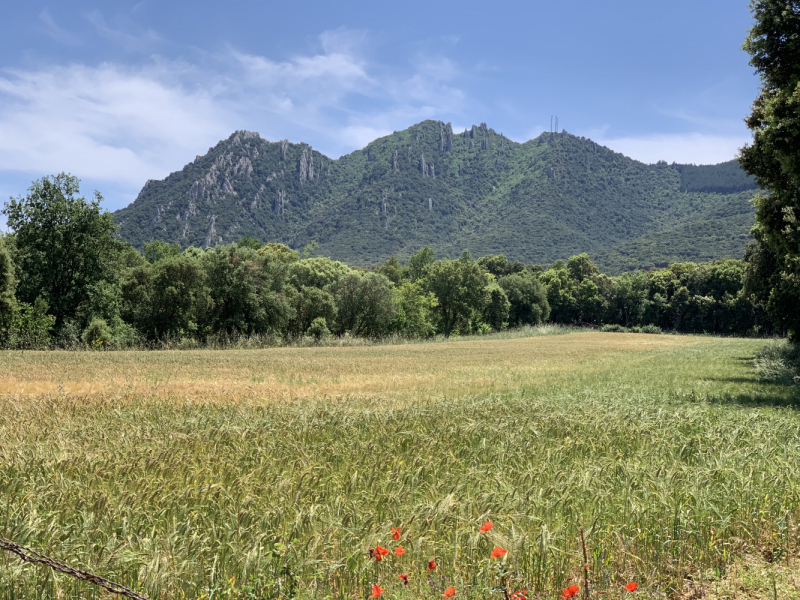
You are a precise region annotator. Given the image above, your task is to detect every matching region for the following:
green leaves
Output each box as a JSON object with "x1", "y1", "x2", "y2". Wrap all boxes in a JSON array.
[
  {"x1": 740, "y1": 0, "x2": 800, "y2": 340},
  {"x1": 3, "y1": 173, "x2": 122, "y2": 332}
]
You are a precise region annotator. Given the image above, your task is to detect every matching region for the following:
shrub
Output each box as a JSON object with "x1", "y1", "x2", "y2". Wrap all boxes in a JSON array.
[
  {"x1": 640, "y1": 325, "x2": 662, "y2": 334},
  {"x1": 82, "y1": 318, "x2": 114, "y2": 348},
  {"x1": 601, "y1": 324, "x2": 627, "y2": 332},
  {"x1": 307, "y1": 317, "x2": 331, "y2": 343},
  {"x1": 754, "y1": 341, "x2": 800, "y2": 384},
  {"x1": 11, "y1": 298, "x2": 55, "y2": 349}
]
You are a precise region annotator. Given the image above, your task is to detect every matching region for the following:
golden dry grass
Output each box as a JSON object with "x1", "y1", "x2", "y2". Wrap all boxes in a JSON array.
[{"x1": 0, "y1": 332, "x2": 745, "y2": 405}]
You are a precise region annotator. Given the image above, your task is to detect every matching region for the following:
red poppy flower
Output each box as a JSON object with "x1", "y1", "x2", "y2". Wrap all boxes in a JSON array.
[
  {"x1": 399, "y1": 573, "x2": 409, "y2": 585},
  {"x1": 374, "y1": 545, "x2": 390, "y2": 561},
  {"x1": 511, "y1": 591, "x2": 528, "y2": 600},
  {"x1": 370, "y1": 584, "x2": 385, "y2": 598},
  {"x1": 490, "y1": 546, "x2": 508, "y2": 559},
  {"x1": 428, "y1": 559, "x2": 437, "y2": 571},
  {"x1": 480, "y1": 521, "x2": 494, "y2": 533},
  {"x1": 561, "y1": 585, "x2": 580, "y2": 599},
  {"x1": 443, "y1": 586, "x2": 456, "y2": 598},
  {"x1": 391, "y1": 527, "x2": 401, "y2": 540},
  {"x1": 394, "y1": 546, "x2": 405, "y2": 556},
  {"x1": 368, "y1": 548, "x2": 375, "y2": 559},
  {"x1": 624, "y1": 583, "x2": 638, "y2": 592}
]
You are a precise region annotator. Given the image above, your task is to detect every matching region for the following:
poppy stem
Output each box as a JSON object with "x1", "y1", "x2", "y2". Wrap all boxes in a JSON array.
[{"x1": 580, "y1": 528, "x2": 590, "y2": 600}]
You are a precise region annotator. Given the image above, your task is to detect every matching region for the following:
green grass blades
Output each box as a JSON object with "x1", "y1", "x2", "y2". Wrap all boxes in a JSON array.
[{"x1": 0, "y1": 333, "x2": 798, "y2": 599}]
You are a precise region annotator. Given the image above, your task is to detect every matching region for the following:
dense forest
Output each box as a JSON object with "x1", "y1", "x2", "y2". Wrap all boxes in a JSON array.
[
  {"x1": 114, "y1": 120, "x2": 758, "y2": 275},
  {"x1": 0, "y1": 174, "x2": 774, "y2": 349}
]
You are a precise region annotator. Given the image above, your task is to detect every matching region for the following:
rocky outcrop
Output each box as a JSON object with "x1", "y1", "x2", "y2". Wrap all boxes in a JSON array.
[
  {"x1": 205, "y1": 215, "x2": 218, "y2": 247},
  {"x1": 274, "y1": 190, "x2": 288, "y2": 215},
  {"x1": 299, "y1": 147, "x2": 315, "y2": 183},
  {"x1": 281, "y1": 139, "x2": 289, "y2": 160},
  {"x1": 420, "y1": 154, "x2": 427, "y2": 178},
  {"x1": 233, "y1": 156, "x2": 253, "y2": 179},
  {"x1": 392, "y1": 150, "x2": 399, "y2": 172}
]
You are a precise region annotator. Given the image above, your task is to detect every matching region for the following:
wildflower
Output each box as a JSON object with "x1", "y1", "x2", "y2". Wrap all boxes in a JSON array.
[
  {"x1": 399, "y1": 573, "x2": 409, "y2": 585},
  {"x1": 480, "y1": 521, "x2": 494, "y2": 533},
  {"x1": 490, "y1": 546, "x2": 507, "y2": 559},
  {"x1": 370, "y1": 584, "x2": 385, "y2": 598},
  {"x1": 374, "y1": 545, "x2": 390, "y2": 561},
  {"x1": 394, "y1": 546, "x2": 405, "y2": 556},
  {"x1": 428, "y1": 559, "x2": 437, "y2": 571},
  {"x1": 443, "y1": 586, "x2": 456, "y2": 598},
  {"x1": 511, "y1": 591, "x2": 527, "y2": 600},
  {"x1": 624, "y1": 583, "x2": 638, "y2": 592},
  {"x1": 368, "y1": 548, "x2": 375, "y2": 559},
  {"x1": 392, "y1": 526, "x2": 402, "y2": 540},
  {"x1": 561, "y1": 585, "x2": 580, "y2": 599}
]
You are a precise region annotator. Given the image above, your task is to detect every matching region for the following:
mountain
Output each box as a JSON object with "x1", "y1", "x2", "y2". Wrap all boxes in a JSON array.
[{"x1": 113, "y1": 120, "x2": 758, "y2": 274}]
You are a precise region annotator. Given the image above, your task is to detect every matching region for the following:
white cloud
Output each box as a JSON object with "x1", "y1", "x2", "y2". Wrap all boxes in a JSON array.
[
  {"x1": 0, "y1": 28, "x2": 471, "y2": 208},
  {"x1": 0, "y1": 63, "x2": 235, "y2": 188},
  {"x1": 592, "y1": 132, "x2": 752, "y2": 165}
]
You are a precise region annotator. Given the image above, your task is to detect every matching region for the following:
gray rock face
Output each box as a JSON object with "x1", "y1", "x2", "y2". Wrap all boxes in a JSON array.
[
  {"x1": 205, "y1": 215, "x2": 218, "y2": 247},
  {"x1": 274, "y1": 190, "x2": 288, "y2": 215},
  {"x1": 420, "y1": 154, "x2": 427, "y2": 178},
  {"x1": 429, "y1": 163, "x2": 435, "y2": 179},
  {"x1": 299, "y1": 147, "x2": 315, "y2": 183},
  {"x1": 392, "y1": 150, "x2": 399, "y2": 172},
  {"x1": 447, "y1": 123, "x2": 454, "y2": 152},
  {"x1": 470, "y1": 125, "x2": 477, "y2": 139},
  {"x1": 281, "y1": 139, "x2": 289, "y2": 160}
]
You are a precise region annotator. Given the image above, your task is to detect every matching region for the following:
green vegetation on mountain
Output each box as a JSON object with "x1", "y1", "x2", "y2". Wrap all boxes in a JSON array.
[{"x1": 113, "y1": 121, "x2": 758, "y2": 275}]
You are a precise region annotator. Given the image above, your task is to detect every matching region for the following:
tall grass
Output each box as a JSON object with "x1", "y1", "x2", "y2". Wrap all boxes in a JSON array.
[{"x1": 0, "y1": 333, "x2": 798, "y2": 599}]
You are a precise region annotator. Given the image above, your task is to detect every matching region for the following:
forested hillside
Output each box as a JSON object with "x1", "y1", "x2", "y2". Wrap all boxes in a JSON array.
[{"x1": 114, "y1": 120, "x2": 757, "y2": 274}]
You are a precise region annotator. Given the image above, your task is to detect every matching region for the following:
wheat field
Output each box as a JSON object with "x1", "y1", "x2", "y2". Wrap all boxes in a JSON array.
[{"x1": 1, "y1": 331, "x2": 799, "y2": 599}]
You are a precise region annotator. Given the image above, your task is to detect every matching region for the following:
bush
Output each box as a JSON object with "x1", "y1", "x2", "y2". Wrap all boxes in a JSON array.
[
  {"x1": 754, "y1": 341, "x2": 800, "y2": 384},
  {"x1": 640, "y1": 325, "x2": 662, "y2": 334},
  {"x1": 601, "y1": 324, "x2": 627, "y2": 332},
  {"x1": 307, "y1": 317, "x2": 331, "y2": 343},
  {"x1": 82, "y1": 318, "x2": 115, "y2": 348},
  {"x1": 11, "y1": 298, "x2": 55, "y2": 349}
]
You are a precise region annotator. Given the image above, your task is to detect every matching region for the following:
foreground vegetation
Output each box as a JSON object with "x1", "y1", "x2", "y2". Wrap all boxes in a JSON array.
[{"x1": 1, "y1": 331, "x2": 798, "y2": 599}]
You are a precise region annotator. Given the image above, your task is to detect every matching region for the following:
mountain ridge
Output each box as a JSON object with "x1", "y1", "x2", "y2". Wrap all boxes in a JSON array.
[{"x1": 114, "y1": 120, "x2": 758, "y2": 274}]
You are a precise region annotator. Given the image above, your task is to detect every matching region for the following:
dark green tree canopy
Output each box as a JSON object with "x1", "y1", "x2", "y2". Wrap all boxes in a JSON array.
[
  {"x1": 740, "y1": 0, "x2": 800, "y2": 339},
  {"x1": 3, "y1": 174, "x2": 123, "y2": 330}
]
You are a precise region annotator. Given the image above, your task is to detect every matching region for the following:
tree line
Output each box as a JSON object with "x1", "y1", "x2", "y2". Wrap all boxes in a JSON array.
[{"x1": 0, "y1": 173, "x2": 779, "y2": 349}]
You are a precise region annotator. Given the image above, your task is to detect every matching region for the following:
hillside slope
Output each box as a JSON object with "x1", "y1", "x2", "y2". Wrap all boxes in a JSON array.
[{"x1": 114, "y1": 120, "x2": 757, "y2": 273}]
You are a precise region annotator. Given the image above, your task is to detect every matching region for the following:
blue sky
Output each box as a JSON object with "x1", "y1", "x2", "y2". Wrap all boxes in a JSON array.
[{"x1": 0, "y1": 0, "x2": 758, "y2": 212}]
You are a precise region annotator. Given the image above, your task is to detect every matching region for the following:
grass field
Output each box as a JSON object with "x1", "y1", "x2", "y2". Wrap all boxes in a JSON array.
[{"x1": 1, "y1": 331, "x2": 799, "y2": 599}]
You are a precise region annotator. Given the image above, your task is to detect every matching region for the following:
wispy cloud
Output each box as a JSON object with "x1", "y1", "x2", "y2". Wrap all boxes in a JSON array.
[
  {"x1": 39, "y1": 10, "x2": 82, "y2": 46},
  {"x1": 85, "y1": 10, "x2": 161, "y2": 52},
  {"x1": 0, "y1": 28, "x2": 471, "y2": 208},
  {"x1": 0, "y1": 63, "x2": 235, "y2": 188}
]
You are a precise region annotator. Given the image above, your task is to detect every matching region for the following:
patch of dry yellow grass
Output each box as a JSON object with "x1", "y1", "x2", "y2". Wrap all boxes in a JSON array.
[{"x1": 0, "y1": 332, "x2": 708, "y2": 404}]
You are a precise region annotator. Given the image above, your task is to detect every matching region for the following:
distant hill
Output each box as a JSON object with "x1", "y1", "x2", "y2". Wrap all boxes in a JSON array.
[{"x1": 114, "y1": 120, "x2": 757, "y2": 274}]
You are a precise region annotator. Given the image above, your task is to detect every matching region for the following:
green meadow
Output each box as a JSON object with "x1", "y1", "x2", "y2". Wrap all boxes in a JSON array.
[{"x1": 1, "y1": 331, "x2": 799, "y2": 599}]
